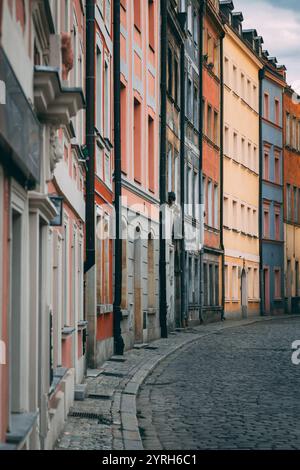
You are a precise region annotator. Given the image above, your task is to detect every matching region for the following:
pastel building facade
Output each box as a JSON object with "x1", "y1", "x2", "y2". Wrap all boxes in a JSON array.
[
  {"x1": 260, "y1": 57, "x2": 286, "y2": 315},
  {"x1": 0, "y1": 0, "x2": 85, "y2": 449},
  {"x1": 220, "y1": 2, "x2": 261, "y2": 318},
  {"x1": 119, "y1": 0, "x2": 160, "y2": 348},
  {"x1": 202, "y1": 0, "x2": 224, "y2": 322},
  {"x1": 283, "y1": 87, "x2": 300, "y2": 313},
  {"x1": 86, "y1": 0, "x2": 115, "y2": 366}
]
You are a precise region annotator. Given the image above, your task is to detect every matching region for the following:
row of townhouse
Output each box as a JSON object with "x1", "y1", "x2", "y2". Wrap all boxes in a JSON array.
[
  {"x1": 0, "y1": 0, "x2": 86, "y2": 449},
  {"x1": 1, "y1": 0, "x2": 300, "y2": 451}
]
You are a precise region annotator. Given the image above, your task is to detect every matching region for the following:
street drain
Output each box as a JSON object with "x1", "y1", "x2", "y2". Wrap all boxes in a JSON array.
[
  {"x1": 68, "y1": 411, "x2": 112, "y2": 425},
  {"x1": 144, "y1": 346, "x2": 158, "y2": 350},
  {"x1": 101, "y1": 371, "x2": 125, "y2": 378}
]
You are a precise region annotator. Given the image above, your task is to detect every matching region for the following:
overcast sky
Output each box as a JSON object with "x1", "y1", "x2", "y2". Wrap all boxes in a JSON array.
[{"x1": 233, "y1": 0, "x2": 300, "y2": 91}]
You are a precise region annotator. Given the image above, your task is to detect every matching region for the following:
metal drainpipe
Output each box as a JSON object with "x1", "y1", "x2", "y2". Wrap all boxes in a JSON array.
[
  {"x1": 220, "y1": 33, "x2": 225, "y2": 320},
  {"x1": 198, "y1": 0, "x2": 205, "y2": 323},
  {"x1": 180, "y1": 39, "x2": 186, "y2": 328},
  {"x1": 85, "y1": 0, "x2": 95, "y2": 275},
  {"x1": 259, "y1": 68, "x2": 265, "y2": 316},
  {"x1": 159, "y1": 0, "x2": 168, "y2": 338},
  {"x1": 113, "y1": 0, "x2": 124, "y2": 354},
  {"x1": 85, "y1": 0, "x2": 96, "y2": 367}
]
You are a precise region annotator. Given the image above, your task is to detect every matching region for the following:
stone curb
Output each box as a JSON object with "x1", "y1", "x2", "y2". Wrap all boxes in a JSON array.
[{"x1": 115, "y1": 314, "x2": 299, "y2": 450}]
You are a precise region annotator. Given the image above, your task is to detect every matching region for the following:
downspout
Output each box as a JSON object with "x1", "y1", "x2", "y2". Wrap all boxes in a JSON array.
[
  {"x1": 180, "y1": 37, "x2": 186, "y2": 327},
  {"x1": 113, "y1": 0, "x2": 124, "y2": 354},
  {"x1": 220, "y1": 32, "x2": 225, "y2": 320},
  {"x1": 259, "y1": 67, "x2": 265, "y2": 316},
  {"x1": 159, "y1": 0, "x2": 168, "y2": 338},
  {"x1": 85, "y1": 0, "x2": 96, "y2": 366},
  {"x1": 198, "y1": 0, "x2": 205, "y2": 323}
]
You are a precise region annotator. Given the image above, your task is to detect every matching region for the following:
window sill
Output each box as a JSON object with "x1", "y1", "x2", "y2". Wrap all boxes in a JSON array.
[
  {"x1": 77, "y1": 320, "x2": 88, "y2": 330},
  {"x1": 62, "y1": 327, "x2": 76, "y2": 338},
  {"x1": 6, "y1": 412, "x2": 38, "y2": 449},
  {"x1": 97, "y1": 304, "x2": 113, "y2": 315}
]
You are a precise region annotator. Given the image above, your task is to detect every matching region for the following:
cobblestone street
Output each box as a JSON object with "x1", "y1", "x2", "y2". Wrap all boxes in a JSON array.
[{"x1": 137, "y1": 317, "x2": 300, "y2": 450}]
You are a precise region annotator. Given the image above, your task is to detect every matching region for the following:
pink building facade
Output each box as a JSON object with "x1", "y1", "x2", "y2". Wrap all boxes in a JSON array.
[
  {"x1": 118, "y1": 0, "x2": 161, "y2": 349},
  {"x1": 0, "y1": 0, "x2": 85, "y2": 449}
]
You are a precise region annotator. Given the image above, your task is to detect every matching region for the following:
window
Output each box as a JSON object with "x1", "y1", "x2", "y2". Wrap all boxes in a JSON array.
[
  {"x1": 286, "y1": 113, "x2": 290, "y2": 146},
  {"x1": 207, "y1": 105, "x2": 212, "y2": 140},
  {"x1": 224, "y1": 57, "x2": 229, "y2": 86},
  {"x1": 287, "y1": 183, "x2": 291, "y2": 220},
  {"x1": 233, "y1": 131, "x2": 238, "y2": 160},
  {"x1": 253, "y1": 85, "x2": 257, "y2": 110},
  {"x1": 193, "y1": 171, "x2": 198, "y2": 217},
  {"x1": 96, "y1": 45, "x2": 103, "y2": 131},
  {"x1": 247, "y1": 79, "x2": 251, "y2": 104},
  {"x1": 232, "y1": 200, "x2": 238, "y2": 229},
  {"x1": 275, "y1": 206, "x2": 280, "y2": 240},
  {"x1": 294, "y1": 186, "x2": 298, "y2": 223},
  {"x1": 213, "y1": 111, "x2": 219, "y2": 145},
  {"x1": 254, "y1": 268, "x2": 259, "y2": 299},
  {"x1": 214, "y1": 185, "x2": 218, "y2": 228},
  {"x1": 134, "y1": 98, "x2": 142, "y2": 183},
  {"x1": 264, "y1": 93, "x2": 269, "y2": 120},
  {"x1": 204, "y1": 263, "x2": 208, "y2": 306},
  {"x1": 148, "y1": 116, "x2": 155, "y2": 192},
  {"x1": 247, "y1": 207, "x2": 251, "y2": 234},
  {"x1": 193, "y1": 11, "x2": 198, "y2": 45},
  {"x1": 187, "y1": 77, "x2": 192, "y2": 119},
  {"x1": 168, "y1": 48, "x2": 173, "y2": 96},
  {"x1": 274, "y1": 150, "x2": 280, "y2": 184},
  {"x1": 174, "y1": 150, "x2": 179, "y2": 201},
  {"x1": 134, "y1": 0, "x2": 141, "y2": 30},
  {"x1": 241, "y1": 204, "x2": 245, "y2": 233},
  {"x1": 248, "y1": 142, "x2": 252, "y2": 170},
  {"x1": 223, "y1": 196, "x2": 229, "y2": 227},
  {"x1": 224, "y1": 265, "x2": 230, "y2": 300},
  {"x1": 253, "y1": 146, "x2": 258, "y2": 172},
  {"x1": 215, "y1": 265, "x2": 219, "y2": 306},
  {"x1": 224, "y1": 126, "x2": 229, "y2": 155},
  {"x1": 274, "y1": 269, "x2": 281, "y2": 299},
  {"x1": 193, "y1": 85, "x2": 198, "y2": 127},
  {"x1": 293, "y1": 117, "x2": 297, "y2": 149},
  {"x1": 121, "y1": 84, "x2": 127, "y2": 173},
  {"x1": 264, "y1": 148, "x2": 269, "y2": 180},
  {"x1": 104, "y1": 154, "x2": 111, "y2": 185},
  {"x1": 104, "y1": 59, "x2": 110, "y2": 138},
  {"x1": 188, "y1": 257, "x2": 193, "y2": 303},
  {"x1": 148, "y1": 0, "x2": 155, "y2": 50},
  {"x1": 296, "y1": 261, "x2": 300, "y2": 296},
  {"x1": 207, "y1": 180, "x2": 212, "y2": 226},
  {"x1": 232, "y1": 65, "x2": 237, "y2": 93},
  {"x1": 241, "y1": 137, "x2": 245, "y2": 165},
  {"x1": 275, "y1": 98, "x2": 280, "y2": 125},
  {"x1": 174, "y1": 58, "x2": 179, "y2": 105},
  {"x1": 167, "y1": 147, "x2": 172, "y2": 193},
  {"x1": 248, "y1": 267, "x2": 253, "y2": 299},
  {"x1": 188, "y1": 167, "x2": 193, "y2": 215},
  {"x1": 263, "y1": 203, "x2": 270, "y2": 238},
  {"x1": 240, "y1": 72, "x2": 245, "y2": 100},
  {"x1": 147, "y1": 234, "x2": 155, "y2": 308},
  {"x1": 96, "y1": 144, "x2": 103, "y2": 178},
  {"x1": 253, "y1": 209, "x2": 257, "y2": 236},
  {"x1": 232, "y1": 266, "x2": 238, "y2": 300}
]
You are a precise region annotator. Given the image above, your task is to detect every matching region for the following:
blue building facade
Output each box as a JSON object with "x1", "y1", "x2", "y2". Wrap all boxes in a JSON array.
[{"x1": 261, "y1": 60, "x2": 286, "y2": 314}]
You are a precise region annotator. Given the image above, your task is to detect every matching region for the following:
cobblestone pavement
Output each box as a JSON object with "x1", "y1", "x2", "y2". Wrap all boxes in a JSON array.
[{"x1": 137, "y1": 317, "x2": 300, "y2": 450}]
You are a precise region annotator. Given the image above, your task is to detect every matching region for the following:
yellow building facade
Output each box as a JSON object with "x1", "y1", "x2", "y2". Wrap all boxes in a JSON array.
[{"x1": 222, "y1": 16, "x2": 262, "y2": 318}]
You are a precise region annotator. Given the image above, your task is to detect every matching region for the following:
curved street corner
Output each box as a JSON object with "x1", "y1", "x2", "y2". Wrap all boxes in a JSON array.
[{"x1": 137, "y1": 316, "x2": 300, "y2": 450}]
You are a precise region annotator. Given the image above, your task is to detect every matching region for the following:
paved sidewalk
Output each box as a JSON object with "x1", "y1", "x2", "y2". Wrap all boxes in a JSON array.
[{"x1": 55, "y1": 315, "x2": 296, "y2": 450}]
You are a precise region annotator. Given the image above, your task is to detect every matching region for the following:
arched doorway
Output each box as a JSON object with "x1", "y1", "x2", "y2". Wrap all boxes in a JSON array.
[
  {"x1": 134, "y1": 226, "x2": 143, "y2": 343},
  {"x1": 241, "y1": 268, "x2": 248, "y2": 319}
]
